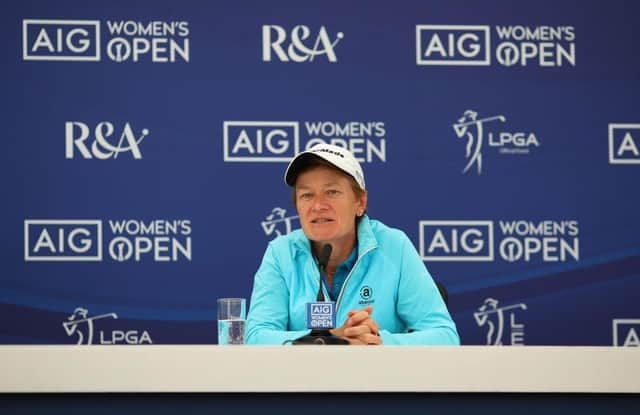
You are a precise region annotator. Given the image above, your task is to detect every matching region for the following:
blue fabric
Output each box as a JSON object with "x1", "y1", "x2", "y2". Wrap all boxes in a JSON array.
[
  {"x1": 246, "y1": 215, "x2": 460, "y2": 345},
  {"x1": 324, "y1": 247, "x2": 357, "y2": 302}
]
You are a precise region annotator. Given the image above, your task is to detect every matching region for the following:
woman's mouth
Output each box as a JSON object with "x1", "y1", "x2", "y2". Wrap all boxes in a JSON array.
[{"x1": 311, "y1": 218, "x2": 333, "y2": 224}]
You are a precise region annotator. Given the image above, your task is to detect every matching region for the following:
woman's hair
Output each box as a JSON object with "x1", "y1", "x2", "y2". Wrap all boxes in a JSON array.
[{"x1": 290, "y1": 157, "x2": 368, "y2": 220}]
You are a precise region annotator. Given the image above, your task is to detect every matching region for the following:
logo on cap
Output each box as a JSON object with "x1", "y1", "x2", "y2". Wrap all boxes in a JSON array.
[{"x1": 313, "y1": 147, "x2": 346, "y2": 158}]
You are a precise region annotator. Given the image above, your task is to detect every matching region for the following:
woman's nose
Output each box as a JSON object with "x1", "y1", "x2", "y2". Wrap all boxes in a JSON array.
[{"x1": 311, "y1": 195, "x2": 329, "y2": 211}]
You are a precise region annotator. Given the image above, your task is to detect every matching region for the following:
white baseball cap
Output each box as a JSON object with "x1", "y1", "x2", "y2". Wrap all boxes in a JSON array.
[{"x1": 284, "y1": 143, "x2": 366, "y2": 190}]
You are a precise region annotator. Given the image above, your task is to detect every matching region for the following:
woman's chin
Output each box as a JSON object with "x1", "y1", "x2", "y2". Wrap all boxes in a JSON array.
[{"x1": 305, "y1": 231, "x2": 336, "y2": 244}]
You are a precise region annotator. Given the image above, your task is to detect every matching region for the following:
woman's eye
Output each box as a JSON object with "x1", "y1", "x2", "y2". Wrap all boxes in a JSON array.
[
  {"x1": 299, "y1": 193, "x2": 312, "y2": 200},
  {"x1": 326, "y1": 189, "x2": 340, "y2": 197}
]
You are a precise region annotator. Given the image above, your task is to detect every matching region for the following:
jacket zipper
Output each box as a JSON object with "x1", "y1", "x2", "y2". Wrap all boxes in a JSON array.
[{"x1": 335, "y1": 245, "x2": 376, "y2": 313}]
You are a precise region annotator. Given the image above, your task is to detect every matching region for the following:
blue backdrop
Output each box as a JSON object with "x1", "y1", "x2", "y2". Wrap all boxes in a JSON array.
[{"x1": 2, "y1": 0, "x2": 639, "y2": 346}]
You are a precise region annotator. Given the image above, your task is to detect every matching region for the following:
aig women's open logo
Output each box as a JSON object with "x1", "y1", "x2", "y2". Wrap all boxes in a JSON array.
[
  {"x1": 419, "y1": 220, "x2": 580, "y2": 263},
  {"x1": 223, "y1": 121, "x2": 387, "y2": 163},
  {"x1": 416, "y1": 24, "x2": 575, "y2": 67},
  {"x1": 24, "y1": 219, "x2": 192, "y2": 262},
  {"x1": 608, "y1": 124, "x2": 640, "y2": 164},
  {"x1": 612, "y1": 319, "x2": 640, "y2": 347},
  {"x1": 23, "y1": 19, "x2": 190, "y2": 63}
]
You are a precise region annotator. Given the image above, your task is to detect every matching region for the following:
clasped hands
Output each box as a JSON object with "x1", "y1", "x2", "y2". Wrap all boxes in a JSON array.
[{"x1": 330, "y1": 305, "x2": 382, "y2": 345}]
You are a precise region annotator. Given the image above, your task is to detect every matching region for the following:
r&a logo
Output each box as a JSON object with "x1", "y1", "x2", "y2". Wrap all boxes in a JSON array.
[
  {"x1": 65, "y1": 121, "x2": 150, "y2": 159},
  {"x1": 262, "y1": 25, "x2": 344, "y2": 62}
]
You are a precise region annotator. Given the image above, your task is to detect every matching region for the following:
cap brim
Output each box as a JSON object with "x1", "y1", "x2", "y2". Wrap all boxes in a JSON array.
[
  {"x1": 284, "y1": 147, "x2": 365, "y2": 190},
  {"x1": 284, "y1": 152, "x2": 318, "y2": 187}
]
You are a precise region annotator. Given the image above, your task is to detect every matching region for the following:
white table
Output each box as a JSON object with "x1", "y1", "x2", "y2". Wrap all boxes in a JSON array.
[{"x1": 1, "y1": 345, "x2": 638, "y2": 393}]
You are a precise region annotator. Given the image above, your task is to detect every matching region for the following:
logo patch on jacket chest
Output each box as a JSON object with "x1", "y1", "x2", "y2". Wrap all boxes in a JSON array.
[{"x1": 358, "y1": 285, "x2": 375, "y2": 305}]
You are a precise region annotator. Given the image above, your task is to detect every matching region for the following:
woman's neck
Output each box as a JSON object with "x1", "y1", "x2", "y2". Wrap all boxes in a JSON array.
[{"x1": 313, "y1": 237, "x2": 356, "y2": 276}]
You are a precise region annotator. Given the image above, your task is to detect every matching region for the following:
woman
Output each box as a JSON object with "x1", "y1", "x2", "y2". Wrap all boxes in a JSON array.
[{"x1": 246, "y1": 143, "x2": 459, "y2": 345}]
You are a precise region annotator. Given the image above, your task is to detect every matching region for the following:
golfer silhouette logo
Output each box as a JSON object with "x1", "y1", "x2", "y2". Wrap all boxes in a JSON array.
[
  {"x1": 62, "y1": 307, "x2": 118, "y2": 345},
  {"x1": 261, "y1": 207, "x2": 298, "y2": 239},
  {"x1": 473, "y1": 298, "x2": 527, "y2": 345},
  {"x1": 453, "y1": 110, "x2": 505, "y2": 175}
]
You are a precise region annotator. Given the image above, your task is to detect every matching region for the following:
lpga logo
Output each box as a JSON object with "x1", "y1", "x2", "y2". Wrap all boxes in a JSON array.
[
  {"x1": 63, "y1": 307, "x2": 118, "y2": 345},
  {"x1": 261, "y1": 207, "x2": 299, "y2": 239},
  {"x1": 62, "y1": 307, "x2": 152, "y2": 344},
  {"x1": 453, "y1": 110, "x2": 505, "y2": 175},
  {"x1": 473, "y1": 298, "x2": 527, "y2": 345},
  {"x1": 452, "y1": 110, "x2": 540, "y2": 174}
]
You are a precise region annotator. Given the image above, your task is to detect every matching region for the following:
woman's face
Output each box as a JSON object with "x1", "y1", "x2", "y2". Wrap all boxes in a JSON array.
[{"x1": 294, "y1": 165, "x2": 367, "y2": 250}]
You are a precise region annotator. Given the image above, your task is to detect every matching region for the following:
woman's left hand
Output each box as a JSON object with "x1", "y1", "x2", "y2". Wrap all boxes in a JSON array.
[{"x1": 331, "y1": 306, "x2": 382, "y2": 345}]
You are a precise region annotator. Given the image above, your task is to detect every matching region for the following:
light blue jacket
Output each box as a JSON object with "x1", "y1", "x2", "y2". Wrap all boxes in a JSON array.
[{"x1": 246, "y1": 216, "x2": 460, "y2": 345}]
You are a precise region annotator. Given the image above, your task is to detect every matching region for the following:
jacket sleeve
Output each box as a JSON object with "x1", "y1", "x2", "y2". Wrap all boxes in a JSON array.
[
  {"x1": 245, "y1": 242, "x2": 310, "y2": 345},
  {"x1": 379, "y1": 233, "x2": 460, "y2": 345}
]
